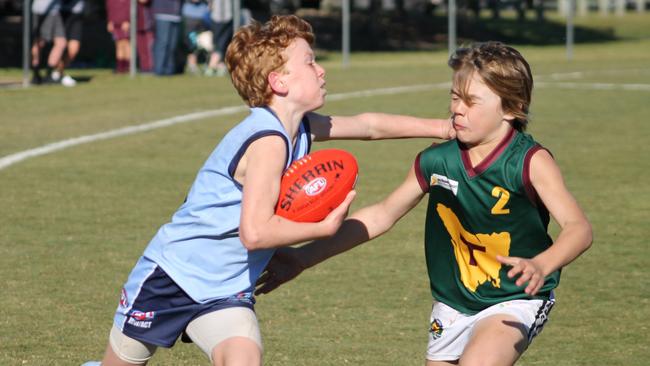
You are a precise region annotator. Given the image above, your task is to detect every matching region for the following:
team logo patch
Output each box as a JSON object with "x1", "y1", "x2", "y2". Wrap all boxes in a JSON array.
[
  {"x1": 130, "y1": 310, "x2": 155, "y2": 321},
  {"x1": 430, "y1": 318, "x2": 444, "y2": 339},
  {"x1": 430, "y1": 174, "x2": 458, "y2": 195},
  {"x1": 127, "y1": 310, "x2": 155, "y2": 329},
  {"x1": 119, "y1": 288, "x2": 128, "y2": 308}
]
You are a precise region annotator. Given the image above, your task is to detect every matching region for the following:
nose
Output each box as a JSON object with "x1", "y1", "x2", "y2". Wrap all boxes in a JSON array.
[
  {"x1": 315, "y1": 62, "x2": 325, "y2": 79},
  {"x1": 450, "y1": 99, "x2": 467, "y2": 116}
]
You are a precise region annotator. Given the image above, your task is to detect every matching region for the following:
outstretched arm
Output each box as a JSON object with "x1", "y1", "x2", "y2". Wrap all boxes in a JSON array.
[
  {"x1": 256, "y1": 165, "x2": 426, "y2": 295},
  {"x1": 307, "y1": 112, "x2": 455, "y2": 141},
  {"x1": 497, "y1": 149, "x2": 593, "y2": 295}
]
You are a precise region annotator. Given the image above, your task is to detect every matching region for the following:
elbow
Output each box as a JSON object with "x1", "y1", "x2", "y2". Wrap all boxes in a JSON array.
[{"x1": 239, "y1": 226, "x2": 264, "y2": 250}]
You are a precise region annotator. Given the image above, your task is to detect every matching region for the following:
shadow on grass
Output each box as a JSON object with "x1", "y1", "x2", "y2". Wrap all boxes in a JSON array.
[
  {"x1": 303, "y1": 11, "x2": 617, "y2": 51},
  {"x1": 0, "y1": 75, "x2": 94, "y2": 89}
]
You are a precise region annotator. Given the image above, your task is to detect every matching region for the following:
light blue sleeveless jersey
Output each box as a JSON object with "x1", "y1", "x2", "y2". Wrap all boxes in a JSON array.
[{"x1": 141, "y1": 107, "x2": 312, "y2": 303}]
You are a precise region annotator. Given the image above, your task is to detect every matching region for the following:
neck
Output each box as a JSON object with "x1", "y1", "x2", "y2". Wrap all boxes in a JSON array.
[
  {"x1": 267, "y1": 103, "x2": 306, "y2": 140},
  {"x1": 465, "y1": 123, "x2": 514, "y2": 165}
]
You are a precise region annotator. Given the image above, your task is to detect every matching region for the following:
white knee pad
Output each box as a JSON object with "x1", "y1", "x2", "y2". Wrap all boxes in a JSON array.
[
  {"x1": 185, "y1": 307, "x2": 263, "y2": 361},
  {"x1": 109, "y1": 325, "x2": 157, "y2": 364}
]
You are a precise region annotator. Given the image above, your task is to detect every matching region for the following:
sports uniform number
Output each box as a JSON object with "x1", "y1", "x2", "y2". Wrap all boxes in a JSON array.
[{"x1": 491, "y1": 186, "x2": 510, "y2": 215}]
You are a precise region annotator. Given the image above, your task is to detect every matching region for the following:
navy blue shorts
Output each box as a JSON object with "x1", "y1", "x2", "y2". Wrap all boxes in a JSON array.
[{"x1": 114, "y1": 257, "x2": 255, "y2": 348}]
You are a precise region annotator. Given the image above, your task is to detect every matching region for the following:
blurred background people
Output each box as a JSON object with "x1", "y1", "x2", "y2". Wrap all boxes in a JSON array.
[
  {"x1": 181, "y1": 0, "x2": 210, "y2": 74},
  {"x1": 105, "y1": 0, "x2": 131, "y2": 73},
  {"x1": 31, "y1": 0, "x2": 67, "y2": 84},
  {"x1": 205, "y1": 0, "x2": 233, "y2": 76},
  {"x1": 53, "y1": 0, "x2": 84, "y2": 86},
  {"x1": 137, "y1": 0, "x2": 155, "y2": 72},
  {"x1": 152, "y1": 0, "x2": 183, "y2": 75}
]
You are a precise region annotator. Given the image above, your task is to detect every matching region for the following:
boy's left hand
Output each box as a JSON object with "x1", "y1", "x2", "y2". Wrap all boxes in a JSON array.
[{"x1": 496, "y1": 255, "x2": 545, "y2": 296}]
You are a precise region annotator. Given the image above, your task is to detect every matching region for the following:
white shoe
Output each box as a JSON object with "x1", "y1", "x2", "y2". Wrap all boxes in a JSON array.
[
  {"x1": 80, "y1": 362, "x2": 101, "y2": 366},
  {"x1": 50, "y1": 70, "x2": 62, "y2": 82},
  {"x1": 61, "y1": 74, "x2": 77, "y2": 87}
]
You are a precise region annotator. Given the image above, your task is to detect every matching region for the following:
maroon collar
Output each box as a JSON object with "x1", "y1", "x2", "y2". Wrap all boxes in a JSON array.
[{"x1": 460, "y1": 128, "x2": 517, "y2": 178}]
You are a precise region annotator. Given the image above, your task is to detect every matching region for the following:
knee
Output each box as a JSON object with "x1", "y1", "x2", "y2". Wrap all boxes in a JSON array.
[
  {"x1": 211, "y1": 337, "x2": 261, "y2": 366},
  {"x1": 54, "y1": 37, "x2": 67, "y2": 49}
]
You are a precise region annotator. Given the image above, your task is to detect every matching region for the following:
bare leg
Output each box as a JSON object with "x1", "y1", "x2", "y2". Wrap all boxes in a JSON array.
[
  {"x1": 458, "y1": 314, "x2": 528, "y2": 366},
  {"x1": 47, "y1": 36, "x2": 67, "y2": 68},
  {"x1": 118, "y1": 39, "x2": 131, "y2": 62},
  {"x1": 58, "y1": 39, "x2": 80, "y2": 72},
  {"x1": 31, "y1": 40, "x2": 43, "y2": 68},
  {"x1": 208, "y1": 51, "x2": 220, "y2": 70},
  {"x1": 211, "y1": 336, "x2": 262, "y2": 366}
]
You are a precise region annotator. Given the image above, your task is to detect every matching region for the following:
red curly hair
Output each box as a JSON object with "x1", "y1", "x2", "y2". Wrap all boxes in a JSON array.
[{"x1": 225, "y1": 15, "x2": 315, "y2": 107}]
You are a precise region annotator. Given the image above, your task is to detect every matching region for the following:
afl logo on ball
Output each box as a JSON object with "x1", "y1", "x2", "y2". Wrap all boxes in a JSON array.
[{"x1": 305, "y1": 177, "x2": 327, "y2": 196}]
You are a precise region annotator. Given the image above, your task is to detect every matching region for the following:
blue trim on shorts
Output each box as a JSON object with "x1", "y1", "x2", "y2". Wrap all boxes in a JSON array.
[{"x1": 115, "y1": 260, "x2": 255, "y2": 348}]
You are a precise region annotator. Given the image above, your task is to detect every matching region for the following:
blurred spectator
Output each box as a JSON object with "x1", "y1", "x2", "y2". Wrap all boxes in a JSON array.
[
  {"x1": 53, "y1": 0, "x2": 84, "y2": 86},
  {"x1": 152, "y1": 0, "x2": 183, "y2": 75},
  {"x1": 205, "y1": 0, "x2": 233, "y2": 77},
  {"x1": 31, "y1": 0, "x2": 68, "y2": 84},
  {"x1": 182, "y1": 0, "x2": 210, "y2": 74},
  {"x1": 137, "y1": 0, "x2": 155, "y2": 72},
  {"x1": 105, "y1": 0, "x2": 131, "y2": 73}
]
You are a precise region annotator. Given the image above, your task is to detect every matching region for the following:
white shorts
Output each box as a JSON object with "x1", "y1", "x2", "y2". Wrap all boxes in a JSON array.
[{"x1": 426, "y1": 296, "x2": 555, "y2": 362}]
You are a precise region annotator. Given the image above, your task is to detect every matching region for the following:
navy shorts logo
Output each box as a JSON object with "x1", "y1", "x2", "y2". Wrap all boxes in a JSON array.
[
  {"x1": 127, "y1": 310, "x2": 155, "y2": 329},
  {"x1": 120, "y1": 288, "x2": 129, "y2": 308}
]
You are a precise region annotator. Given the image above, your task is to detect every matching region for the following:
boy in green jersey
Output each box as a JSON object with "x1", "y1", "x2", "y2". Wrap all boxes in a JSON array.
[{"x1": 257, "y1": 42, "x2": 593, "y2": 365}]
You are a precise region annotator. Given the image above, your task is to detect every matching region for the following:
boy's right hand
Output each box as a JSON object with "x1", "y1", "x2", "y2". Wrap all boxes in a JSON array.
[
  {"x1": 319, "y1": 190, "x2": 356, "y2": 237},
  {"x1": 107, "y1": 22, "x2": 114, "y2": 33},
  {"x1": 443, "y1": 117, "x2": 457, "y2": 140}
]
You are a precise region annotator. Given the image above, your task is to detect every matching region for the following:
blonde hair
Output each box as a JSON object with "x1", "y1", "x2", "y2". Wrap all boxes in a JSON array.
[
  {"x1": 448, "y1": 42, "x2": 533, "y2": 131},
  {"x1": 225, "y1": 15, "x2": 315, "y2": 107}
]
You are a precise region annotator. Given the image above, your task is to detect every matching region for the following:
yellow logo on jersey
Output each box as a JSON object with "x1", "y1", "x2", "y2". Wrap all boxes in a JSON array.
[{"x1": 436, "y1": 204, "x2": 511, "y2": 292}]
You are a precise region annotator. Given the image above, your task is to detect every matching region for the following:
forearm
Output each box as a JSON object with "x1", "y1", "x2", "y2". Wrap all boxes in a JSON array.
[
  {"x1": 295, "y1": 205, "x2": 394, "y2": 269},
  {"x1": 534, "y1": 220, "x2": 593, "y2": 276},
  {"x1": 295, "y1": 219, "x2": 370, "y2": 269},
  {"x1": 241, "y1": 215, "x2": 333, "y2": 250},
  {"x1": 361, "y1": 113, "x2": 451, "y2": 140}
]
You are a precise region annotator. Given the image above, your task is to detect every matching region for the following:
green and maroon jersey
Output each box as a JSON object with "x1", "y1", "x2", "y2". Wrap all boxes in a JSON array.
[{"x1": 414, "y1": 129, "x2": 559, "y2": 315}]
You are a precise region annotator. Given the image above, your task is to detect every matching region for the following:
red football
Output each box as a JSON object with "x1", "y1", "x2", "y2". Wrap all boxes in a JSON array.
[{"x1": 275, "y1": 149, "x2": 358, "y2": 223}]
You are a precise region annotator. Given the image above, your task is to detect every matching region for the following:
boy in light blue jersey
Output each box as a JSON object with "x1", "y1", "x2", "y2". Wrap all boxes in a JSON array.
[{"x1": 86, "y1": 15, "x2": 454, "y2": 366}]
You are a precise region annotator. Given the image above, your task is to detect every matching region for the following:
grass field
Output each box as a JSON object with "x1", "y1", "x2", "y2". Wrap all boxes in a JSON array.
[{"x1": 1, "y1": 12, "x2": 649, "y2": 366}]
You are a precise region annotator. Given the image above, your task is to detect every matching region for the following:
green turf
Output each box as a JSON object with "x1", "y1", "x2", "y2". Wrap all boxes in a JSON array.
[{"x1": 1, "y1": 13, "x2": 649, "y2": 366}]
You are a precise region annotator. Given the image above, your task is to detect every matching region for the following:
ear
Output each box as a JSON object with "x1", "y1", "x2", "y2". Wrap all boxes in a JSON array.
[
  {"x1": 502, "y1": 104, "x2": 519, "y2": 122},
  {"x1": 268, "y1": 71, "x2": 288, "y2": 95},
  {"x1": 502, "y1": 111, "x2": 516, "y2": 122}
]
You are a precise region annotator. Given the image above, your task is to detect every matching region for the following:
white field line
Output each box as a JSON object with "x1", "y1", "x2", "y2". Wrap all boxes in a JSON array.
[
  {"x1": 539, "y1": 68, "x2": 650, "y2": 80},
  {"x1": 1, "y1": 80, "x2": 649, "y2": 171},
  {"x1": 537, "y1": 81, "x2": 650, "y2": 91},
  {"x1": 0, "y1": 83, "x2": 450, "y2": 171}
]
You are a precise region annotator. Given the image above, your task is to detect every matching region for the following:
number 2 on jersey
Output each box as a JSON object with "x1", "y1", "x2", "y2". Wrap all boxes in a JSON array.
[{"x1": 491, "y1": 186, "x2": 510, "y2": 215}]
